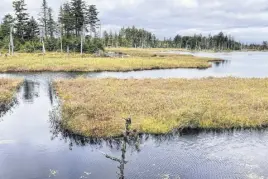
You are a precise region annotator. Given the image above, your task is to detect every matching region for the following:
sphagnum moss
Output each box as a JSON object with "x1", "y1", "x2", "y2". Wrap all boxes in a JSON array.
[
  {"x1": 54, "y1": 78, "x2": 268, "y2": 137},
  {"x1": 0, "y1": 49, "x2": 214, "y2": 72},
  {"x1": 0, "y1": 78, "x2": 22, "y2": 105}
]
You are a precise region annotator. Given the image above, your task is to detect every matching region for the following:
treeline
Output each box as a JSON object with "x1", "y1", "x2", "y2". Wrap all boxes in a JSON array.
[
  {"x1": 173, "y1": 33, "x2": 268, "y2": 51},
  {"x1": 0, "y1": 0, "x2": 103, "y2": 53},
  {"x1": 173, "y1": 33, "x2": 242, "y2": 51},
  {"x1": 103, "y1": 28, "x2": 242, "y2": 51},
  {"x1": 244, "y1": 41, "x2": 268, "y2": 51},
  {"x1": 104, "y1": 27, "x2": 268, "y2": 51},
  {"x1": 103, "y1": 27, "x2": 158, "y2": 48}
]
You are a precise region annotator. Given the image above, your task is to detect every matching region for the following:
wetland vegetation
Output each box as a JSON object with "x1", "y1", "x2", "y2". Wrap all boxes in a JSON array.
[
  {"x1": 0, "y1": 78, "x2": 21, "y2": 117},
  {"x1": 0, "y1": 50, "x2": 214, "y2": 72},
  {"x1": 54, "y1": 77, "x2": 268, "y2": 137},
  {"x1": 1, "y1": 0, "x2": 268, "y2": 178},
  {"x1": 0, "y1": 78, "x2": 21, "y2": 104}
]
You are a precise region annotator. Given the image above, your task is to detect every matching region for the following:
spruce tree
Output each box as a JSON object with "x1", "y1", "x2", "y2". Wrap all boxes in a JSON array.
[
  {"x1": 62, "y1": 3, "x2": 74, "y2": 37},
  {"x1": 47, "y1": 8, "x2": 55, "y2": 38},
  {"x1": 70, "y1": 0, "x2": 86, "y2": 36},
  {"x1": 103, "y1": 31, "x2": 109, "y2": 47},
  {"x1": 25, "y1": 16, "x2": 39, "y2": 40},
  {"x1": 39, "y1": 0, "x2": 48, "y2": 37},
  {"x1": 87, "y1": 5, "x2": 99, "y2": 36},
  {"x1": 13, "y1": 0, "x2": 29, "y2": 41},
  {"x1": 0, "y1": 14, "x2": 14, "y2": 38}
]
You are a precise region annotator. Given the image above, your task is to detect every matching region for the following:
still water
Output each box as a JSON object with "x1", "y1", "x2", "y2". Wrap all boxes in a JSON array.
[
  {"x1": 1, "y1": 51, "x2": 268, "y2": 179},
  {"x1": 93, "y1": 51, "x2": 268, "y2": 79}
]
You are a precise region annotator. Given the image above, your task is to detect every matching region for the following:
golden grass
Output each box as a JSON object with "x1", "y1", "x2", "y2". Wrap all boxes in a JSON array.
[
  {"x1": 0, "y1": 50, "x2": 214, "y2": 72},
  {"x1": 108, "y1": 47, "x2": 191, "y2": 57},
  {"x1": 108, "y1": 48, "x2": 224, "y2": 61},
  {"x1": 54, "y1": 78, "x2": 268, "y2": 137},
  {"x1": 0, "y1": 78, "x2": 22, "y2": 104}
]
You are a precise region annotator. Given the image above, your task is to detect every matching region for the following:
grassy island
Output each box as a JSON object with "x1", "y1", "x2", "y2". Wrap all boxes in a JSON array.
[
  {"x1": 54, "y1": 78, "x2": 268, "y2": 137},
  {"x1": 0, "y1": 48, "x2": 215, "y2": 72}
]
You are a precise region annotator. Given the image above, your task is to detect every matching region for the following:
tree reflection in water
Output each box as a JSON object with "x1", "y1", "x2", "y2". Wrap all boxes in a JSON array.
[
  {"x1": 23, "y1": 80, "x2": 40, "y2": 103},
  {"x1": 49, "y1": 108, "x2": 142, "y2": 179},
  {"x1": 102, "y1": 118, "x2": 141, "y2": 179},
  {"x1": 49, "y1": 106, "x2": 188, "y2": 179},
  {"x1": 0, "y1": 82, "x2": 20, "y2": 121},
  {"x1": 0, "y1": 99, "x2": 18, "y2": 121}
]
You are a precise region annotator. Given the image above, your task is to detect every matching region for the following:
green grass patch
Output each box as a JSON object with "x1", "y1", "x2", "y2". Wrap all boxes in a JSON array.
[{"x1": 54, "y1": 78, "x2": 268, "y2": 137}]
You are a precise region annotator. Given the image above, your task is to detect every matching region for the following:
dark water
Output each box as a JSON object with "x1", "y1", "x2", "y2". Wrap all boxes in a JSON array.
[{"x1": 1, "y1": 52, "x2": 268, "y2": 179}]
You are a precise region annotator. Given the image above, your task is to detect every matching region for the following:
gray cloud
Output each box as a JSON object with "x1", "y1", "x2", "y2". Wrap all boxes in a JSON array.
[{"x1": 1, "y1": 0, "x2": 268, "y2": 43}]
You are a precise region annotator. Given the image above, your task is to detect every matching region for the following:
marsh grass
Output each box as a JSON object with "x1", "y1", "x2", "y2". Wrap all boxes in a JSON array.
[
  {"x1": 0, "y1": 78, "x2": 22, "y2": 105},
  {"x1": 0, "y1": 50, "x2": 213, "y2": 72},
  {"x1": 108, "y1": 48, "x2": 188, "y2": 57},
  {"x1": 54, "y1": 78, "x2": 268, "y2": 137}
]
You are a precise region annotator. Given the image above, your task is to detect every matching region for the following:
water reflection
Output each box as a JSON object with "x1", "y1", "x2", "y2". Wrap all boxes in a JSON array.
[
  {"x1": 213, "y1": 60, "x2": 230, "y2": 67},
  {"x1": 50, "y1": 108, "x2": 142, "y2": 179},
  {"x1": 23, "y1": 80, "x2": 40, "y2": 103},
  {"x1": 48, "y1": 81, "x2": 55, "y2": 105},
  {"x1": 0, "y1": 99, "x2": 18, "y2": 120}
]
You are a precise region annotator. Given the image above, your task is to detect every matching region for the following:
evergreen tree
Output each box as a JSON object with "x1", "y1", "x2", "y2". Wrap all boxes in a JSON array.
[
  {"x1": 70, "y1": 0, "x2": 86, "y2": 36},
  {"x1": 87, "y1": 5, "x2": 99, "y2": 36},
  {"x1": 25, "y1": 16, "x2": 39, "y2": 40},
  {"x1": 47, "y1": 7, "x2": 55, "y2": 38},
  {"x1": 103, "y1": 31, "x2": 109, "y2": 47},
  {"x1": 39, "y1": 0, "x2": 48, "y2": 37},
  {"x1": 0, "y1": 14, "x2": 15, "y2": 38},
  {"x1": 13, "y1": 0, "x2": 29, "y2": 41},
  {"x1": 0, "y1": 0, "x2": 104, "y2": 53},
  {"x1": 57, "y1": 6, "x2": 64, "y2": 37},
  {"x1": 103, "y1": 26, "x2": 159, "y2": 48},
  {"x1": 62, "y1": 3, "x2": 74, "y2": 37}
]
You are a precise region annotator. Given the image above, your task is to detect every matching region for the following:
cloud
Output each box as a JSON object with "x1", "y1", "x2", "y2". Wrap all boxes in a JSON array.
[
  {"x1": 1, "y1": 0, "x2": 268, "y2": 43},
  {"x1": 172, "y1": 0, "x2": 199, "y2": 8}
]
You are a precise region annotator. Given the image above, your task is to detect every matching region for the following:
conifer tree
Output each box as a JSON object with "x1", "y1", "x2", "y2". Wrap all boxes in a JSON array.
[
  {"x1": 39, "y1": 0, "x2": 48, "y2": 37},
  {"x1": 13, "y1": 0, "x2": 29, "y2": 40},
  {"x1": 25, "y1": 16, "x2": 39, "y2": 40},
  {"x1": 70, "y1": 0, "x2": 86, "y2": 36},
  {"x1": 87, "y1": 5, "x2": 99, "y2": 36},
  {"x1": 0, "y1": 14, "x2": 14, "y2": 38},
  {"x1": 47, "y1": 7, "x2": 55, "y2": 38}
]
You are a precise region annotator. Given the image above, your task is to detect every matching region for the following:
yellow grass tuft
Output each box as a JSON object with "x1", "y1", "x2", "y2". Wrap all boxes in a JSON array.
[
  {"x1": 0, "y1": 78, "x2": 22, "y2": 104},
  {"x1": 54, "y1": 78, "x2": 268, "y2": 137}
]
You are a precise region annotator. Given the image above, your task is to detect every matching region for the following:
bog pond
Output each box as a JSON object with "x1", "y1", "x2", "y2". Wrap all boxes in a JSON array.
[{"x1": 1, "y1": 51, "x2": 268, "y2": 179}]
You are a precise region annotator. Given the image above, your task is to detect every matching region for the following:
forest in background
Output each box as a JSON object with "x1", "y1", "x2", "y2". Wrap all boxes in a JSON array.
[{"x1": 0, "y1": 0, "x2": 267, "y2": 54}]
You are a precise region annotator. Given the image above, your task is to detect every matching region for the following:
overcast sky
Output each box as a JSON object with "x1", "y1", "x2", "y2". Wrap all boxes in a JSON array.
[{"x1": 1, "y1": 0, "x2": 268, "y2": 43}]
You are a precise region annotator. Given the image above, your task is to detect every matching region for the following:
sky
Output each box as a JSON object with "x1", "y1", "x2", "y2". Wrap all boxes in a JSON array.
[{"x1": 1, "y1": 0, "x2": 268, "y2": 43}]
